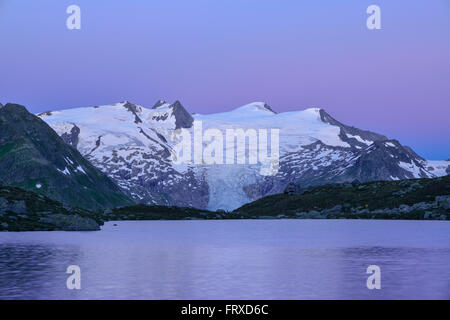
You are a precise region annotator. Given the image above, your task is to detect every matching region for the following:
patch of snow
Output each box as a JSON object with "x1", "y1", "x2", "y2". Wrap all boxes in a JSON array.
[
  {"x1": 426, "y1": 160, "x2": 449, "y2": 177},
  {"x1": 385, "y1": 142, "x2": 396, "y2": 148},
  {"x1": 76, "y1": 165, "x2": 87, "y2": 174},
  {"x1": 57, "y1": 167, "x2": 71, "y2": 175},
  {"x1": 346, "y1": 134, "x2": 372, "y2": 145},
  {"x1": 398, "y1": 161, "x2": 422, "y2": 178}
]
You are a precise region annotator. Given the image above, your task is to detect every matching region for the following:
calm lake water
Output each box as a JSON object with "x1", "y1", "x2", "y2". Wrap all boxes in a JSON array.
[{"x1": 0, "y1": 220, "x2": 449, "y2": 300}]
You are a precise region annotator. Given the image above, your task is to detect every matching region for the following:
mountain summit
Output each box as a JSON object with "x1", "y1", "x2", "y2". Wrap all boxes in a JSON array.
[
  {"x1": 169, "y1": 100, "x2": 194, "y2": 129},
  {"x1": 232, "y1": 102, "x2": 277, "y2": 114},
  {"x1": 152, "y1": 100, "x2": 168, "y2": 109}
]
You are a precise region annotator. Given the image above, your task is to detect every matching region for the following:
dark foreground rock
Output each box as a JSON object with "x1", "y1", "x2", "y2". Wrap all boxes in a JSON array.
[
  {"x1": 39, "y1": 214, "x2": 100, "y2": 231},
  {"x1": 0, "y1": 186, "x2": 101, "y2": 231},
  {"x1": 235, "y1": 175, "x2": 450, "y2": 220}
]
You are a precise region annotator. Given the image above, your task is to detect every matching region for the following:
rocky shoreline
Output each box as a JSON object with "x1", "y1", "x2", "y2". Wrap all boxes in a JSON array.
[
  {"x1": 1, "y1": 176, "x2": 450, "y2": 231},
  {"x1": 0, "y1": 186, "x2": 101, "y2": 231},
  {"x1": 257, "y1": 196, "x2": 450, "y2": 220},
  {"x1": 234, "y1": 176, "x2": 450, "y2": 220}
]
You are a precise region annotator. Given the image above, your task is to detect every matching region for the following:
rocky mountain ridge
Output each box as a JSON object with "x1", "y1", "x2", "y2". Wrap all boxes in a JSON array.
[{"x1": 38, "y1": 100, "x2": 449, "y2": 210}]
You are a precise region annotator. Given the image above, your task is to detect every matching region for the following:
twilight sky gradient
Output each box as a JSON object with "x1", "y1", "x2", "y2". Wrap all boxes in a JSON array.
[{"x1": 0, "y1": 0, "x2": 449, "y2": 159}]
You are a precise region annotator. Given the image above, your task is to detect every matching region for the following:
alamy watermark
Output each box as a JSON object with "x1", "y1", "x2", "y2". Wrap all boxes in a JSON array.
[
  {"x1": 66, "y1": 5, "x2": 381, "y2": 31},
  {"x1": 367, "y1": 5, "x2": 381, "y2": 30},
  {"x1": 170, "y1": 120, "x2": 280, "y2": 176},
  {"x1": 66, "y1": 5, "x2": 81, "y2": 30},
  {"x1": 366, "y1": 265, "x2": 381, "y2": 290},
  {"x1": 66, "y1": 265, "x2": 81, "y2": 290},
  {"x1": 64, "y1": 264, "x2": 382, "y2": 291}
]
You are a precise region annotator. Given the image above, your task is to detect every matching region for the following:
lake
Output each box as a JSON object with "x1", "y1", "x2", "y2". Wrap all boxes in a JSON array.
[{"x1": 0, "y1": 219, "x2": 449, "y2": 299}]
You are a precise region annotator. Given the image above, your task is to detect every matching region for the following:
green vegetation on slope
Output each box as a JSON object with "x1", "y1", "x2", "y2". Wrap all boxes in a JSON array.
[
  {"x1": 100, "y1": 204, "x2": 220, "y2": 221},
  {"x1": 0, "y1": 186, "x2": 102, "y2": 231},
  {"x1": 0, "y1": 103, "x2": 134, "y2": 210},
  {"x1": 234, "y1": 175, "x2": 450, "y2": 220}
]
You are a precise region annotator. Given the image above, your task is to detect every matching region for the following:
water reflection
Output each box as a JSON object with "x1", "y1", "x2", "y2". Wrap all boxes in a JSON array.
[
  {"x1": 0, "y1": 244, "x2": 82, "y2": 299},
  {"x1": 0, "y1": 220, "x2": 449, "y2": 299}
]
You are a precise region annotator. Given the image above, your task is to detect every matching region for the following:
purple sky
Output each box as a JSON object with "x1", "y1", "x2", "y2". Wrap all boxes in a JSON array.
[{"x1": 0, "y1": 0, "x2": 449, "y2": 159}]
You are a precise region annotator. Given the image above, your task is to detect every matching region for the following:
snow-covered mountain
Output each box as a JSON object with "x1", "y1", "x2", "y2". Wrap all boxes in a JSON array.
[{"x1": 38, "y1": 101, "x2": 449, "y2": 211}]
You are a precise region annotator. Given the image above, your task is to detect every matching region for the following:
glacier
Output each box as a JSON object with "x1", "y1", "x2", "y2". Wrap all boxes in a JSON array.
[{"x1": 39, "y1": 100, "x2": 450, "y2": 211}]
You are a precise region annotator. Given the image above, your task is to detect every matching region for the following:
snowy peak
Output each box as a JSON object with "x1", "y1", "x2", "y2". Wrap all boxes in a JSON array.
[
  {"x1": 263, "y1": 103, "x2": 277, "y2": 114},
  {"x1": 192, "y1": 102, "x2": 279, "y2": 124},
  {"x1": 230, "y1": 102, "x2": 277, "y2": 115},
  {"x1": 121, "y1": 101, "x2": 143, "y2": 124},
  {"x1": 318, "y1": 108, "x2": 340, "y2": 126},
  {"x1": 152, "y1": 100, "x2": 169, "y2": 109},
  {"x1": 169, "y1": 100, "x2": 194, "y2": 129},
  {"x1": 121, "y1": 101, "x2": 141, "y2": 112},
  {"x1": 148, "y1": 100, "x2": 194, "y2": 129},
  {"x1": 252, "y1": 102, "x2": 277, "y2": 114}
]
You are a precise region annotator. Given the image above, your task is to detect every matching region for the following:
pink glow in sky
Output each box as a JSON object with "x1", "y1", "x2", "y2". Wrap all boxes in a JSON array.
[{"x1": 0, "y1": 0, "x2": 449, "y2": 159}]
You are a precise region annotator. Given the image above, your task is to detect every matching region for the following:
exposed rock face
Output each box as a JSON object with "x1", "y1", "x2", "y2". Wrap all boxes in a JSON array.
[
  {"x1": 123, "y1": 101, "x2": 143, "y2": 124},
  {"x1": 284, "y1": 182, "x2": 302, "y2": 195},
  {"x1": 60, "y1": 123, "x2": 80, "y2": 148},
  {"x1": 170, "y1": 100, "x2": 194, "y2": 129},
  {"x1": 319, "y1": 109, "x2": 387, "y2": 149},
  {"x1": 152, "y1": 100, "x2": 168, "y2": 109},
  {"x1": 338, "y1": 139, "x2": 431, "y2": 181},
  {"x1": 0, "y1": 103, "x2": 133, "y2": 210},
  {"x1": 263, "y1": 103, "x2": 277, "y2": 114}
]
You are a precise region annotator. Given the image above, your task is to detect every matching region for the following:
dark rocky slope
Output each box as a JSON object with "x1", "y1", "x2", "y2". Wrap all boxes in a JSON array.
[
  {"x1": 234, "y1": 175, "x2": 450, "y2": 220},
  {"x1": 0, "y1": 103, "x2": 134, "y2": 210},
  {"x1": 0, "y1": 186, "x2": 101, "y2": 231}
]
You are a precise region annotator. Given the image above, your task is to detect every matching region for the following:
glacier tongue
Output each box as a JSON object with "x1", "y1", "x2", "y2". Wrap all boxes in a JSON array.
[{"x1": 204, "y1": 165, "x2": 260, "y2": 211}]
